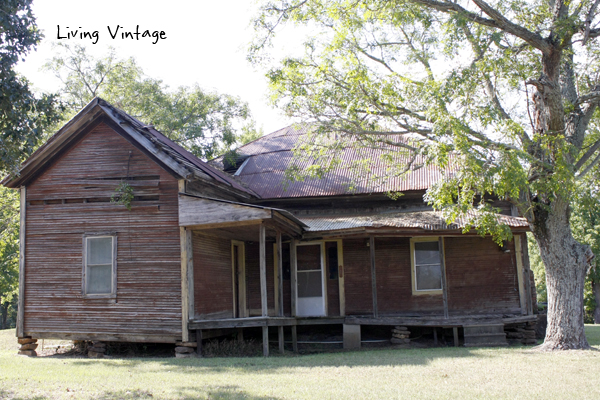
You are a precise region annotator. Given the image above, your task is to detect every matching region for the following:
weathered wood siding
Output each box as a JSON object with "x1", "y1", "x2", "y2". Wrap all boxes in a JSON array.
[
  {"x1": 246, "y1": 241, "x2": 275, "y2": 314},
  {"x1": 343, "y1": 239, "x2": 374, "y2": 315},
  {"x1": 343, "y1": 236, "x2": 521, "y2": 316},
  {"x1": 192, "y1": 233, "x2": 233, "y2": 318},
  {"x1": 24, "y1": 122, "x2": 182, "y2": 341},
  {"x1": 375, "y1": 237, "x2": 443, "y2": 314},
  {"x1": 445, "y1": 237, "x2": 520, "y2": 313}
]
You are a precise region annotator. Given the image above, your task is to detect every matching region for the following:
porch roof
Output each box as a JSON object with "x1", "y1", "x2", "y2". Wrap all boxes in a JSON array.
[
  {"x1": 178, "y1": 193, "x2": 306, "y2": 235},
  {"x1": 298, "y1": 210, "x2": 529, "y2": 234}
]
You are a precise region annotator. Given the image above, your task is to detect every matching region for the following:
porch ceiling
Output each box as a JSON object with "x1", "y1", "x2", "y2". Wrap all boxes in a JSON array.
[{"x1": 178, "y1": 193, "x2": 305, "y2": 237}]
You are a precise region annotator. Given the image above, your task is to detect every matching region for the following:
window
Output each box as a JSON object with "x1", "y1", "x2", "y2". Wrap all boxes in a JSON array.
[
  {"x1": 83, "y1": 235, "x2": 116, "y2": 296},
  {"x1": 411, "y1": 238, "x2": 443, "y2": 294}
]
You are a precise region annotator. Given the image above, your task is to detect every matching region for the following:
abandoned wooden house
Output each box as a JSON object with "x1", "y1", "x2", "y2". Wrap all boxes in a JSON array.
[{"x1": 2, "y1": 98, "x2": 538, "y2": 357}]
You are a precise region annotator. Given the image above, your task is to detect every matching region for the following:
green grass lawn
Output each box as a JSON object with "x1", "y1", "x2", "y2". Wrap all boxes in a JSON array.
[{"x1": 1, "y1": 327, "x2": 599, "y2": 400}]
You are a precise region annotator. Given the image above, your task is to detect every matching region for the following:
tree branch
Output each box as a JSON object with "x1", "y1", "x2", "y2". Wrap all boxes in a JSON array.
[
  {"x1": 583, "y1": 0, "x2": 600, "y2": 45},
  {"x1": 411, "y1": 0, "x2": 551, "y2": 53},
  {"x1": 575, "y1": 137, "x2": 600, "y2": 171},
  {"x1": 576, "y1": 149, "x2": 600, "y2": 178}
]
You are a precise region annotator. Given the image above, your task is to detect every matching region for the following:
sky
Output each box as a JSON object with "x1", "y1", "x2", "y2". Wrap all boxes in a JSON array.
[{"x1": 17, "y1": 0, "x2": 296, "y2": 134}]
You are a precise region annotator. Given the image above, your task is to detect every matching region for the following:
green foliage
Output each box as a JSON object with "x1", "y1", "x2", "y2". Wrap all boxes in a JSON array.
[
  {"x1": 249, "y1": 0, "x2": 600, "y2": 242},
  {"x1": 0, "y1": 187, "x2": 19, "y2": 328},
  {"x1": 111, "y1": 182, "x2": 134, "y2": 211},
  {"x1": 0, "y1": 0, "x2": 62, "y2": 173},
  {"x1": 45, "y1": 44, "x2": 254, "y2": 159}
]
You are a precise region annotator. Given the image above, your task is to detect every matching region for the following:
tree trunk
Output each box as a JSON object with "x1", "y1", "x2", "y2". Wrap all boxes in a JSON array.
[
  {"x1": 593, "y1": 280, "x2": 600, "y2": 325},
  {"x1": 0, "y1": 297, "x2": 7, "y2": 330},
  {"x1": 531, "y1": 198, "x2": 592, "y2": 350}
]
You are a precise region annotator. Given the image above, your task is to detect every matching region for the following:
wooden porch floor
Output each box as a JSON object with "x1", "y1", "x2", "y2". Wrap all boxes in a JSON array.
[{"x1": 189, "y1": 313, "x2": 536, "y2": 330}]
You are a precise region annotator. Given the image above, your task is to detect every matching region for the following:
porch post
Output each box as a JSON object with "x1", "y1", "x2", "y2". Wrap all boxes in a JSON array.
[
  {"x1": 180, "y1": 227, "x2": 194, "y2": 342},
  {"x1": 259, "y1": 223, "x2": 269, "y2": 356},
  {"x1": 277, "y1": 232, "x2": 283, "y2": 317},
  {"x1": 439, "y1": 237, "x2": 449, "y2": 319},
  {"x1": 260, "y1": 223, "x2": 268, "y2": 317},
  {"x1": 290, "y1": 238, "x2": 298, "y2": 317},
  {"x1": 369, "y1": 235, "x2": 378, "y2": 318}
]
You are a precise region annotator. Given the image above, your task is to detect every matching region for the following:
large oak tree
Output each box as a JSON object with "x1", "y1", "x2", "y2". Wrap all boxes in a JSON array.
[
  {"x1": 0, "y1": 0, "x2": 61, "y2": 173},
  {"x1": 251, "y1": 0, "x2": 600, "y2": 349}
]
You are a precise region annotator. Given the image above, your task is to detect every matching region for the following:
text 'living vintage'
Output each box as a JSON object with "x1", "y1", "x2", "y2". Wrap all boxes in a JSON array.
[{"x1": 57, "y1": 25, "x2": 167, "y2": 45}]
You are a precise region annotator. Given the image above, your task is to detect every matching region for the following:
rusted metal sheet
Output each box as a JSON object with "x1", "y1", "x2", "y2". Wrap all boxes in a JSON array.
[
  {"x1": 192, "y1": 232, "x2": 234, "y2": 318},
  {"x1": 299, "y1": 210, "x2": 529, "y2": 232},
  {"x1": 24, "y1": 122, "x2": 182, "y2": 340},
  {"x1": 211, "y1": 125, "x2": 458, "y2": 199}
]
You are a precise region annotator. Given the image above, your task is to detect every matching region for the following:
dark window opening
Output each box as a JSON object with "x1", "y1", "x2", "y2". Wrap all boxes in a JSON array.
[
  {"x1": 327, "y1": 242, "x2": 338, "y2": 280},
  {"x1": 282, "y1": 243, "x2": 291, "y2": 280}
]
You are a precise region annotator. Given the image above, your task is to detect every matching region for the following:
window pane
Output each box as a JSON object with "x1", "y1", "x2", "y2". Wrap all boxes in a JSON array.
[
  {"x1": 87, "y1": 264, "x2": 112, "y2": 294},
  {"x1": 87, "y1": 237, "x2": 113, "y2": 265},
  {"x1": 297, "y1": 245, "x2": 321, "y2": 271},
  {"x1": 298, "y1": 270, "x2": 322, "y2": 298},
  {"x1": 415, "y1": 241, "x2": 440, "y2": 265},
  {"x1": 416, "y1": 264, "x2": 442, "y2": 290}
]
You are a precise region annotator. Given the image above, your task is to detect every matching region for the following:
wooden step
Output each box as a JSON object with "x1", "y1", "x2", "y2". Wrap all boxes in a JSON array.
[{"x1": 463, "y1": 324, "x2": 508, "y2": 347}]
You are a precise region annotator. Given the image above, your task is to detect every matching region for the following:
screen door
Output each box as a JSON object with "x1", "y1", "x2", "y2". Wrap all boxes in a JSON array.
[{"x1": 296, "y1": 243, "x2": 326, "y2": 317}]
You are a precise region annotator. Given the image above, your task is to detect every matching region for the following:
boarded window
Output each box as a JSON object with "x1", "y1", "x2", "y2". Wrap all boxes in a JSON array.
[
  {"x1": 84, "y1": 236, "x2": 115, "y2": 295},
  {"x1": 413, "y1": 240, "x2": 442, "y2": 291}
]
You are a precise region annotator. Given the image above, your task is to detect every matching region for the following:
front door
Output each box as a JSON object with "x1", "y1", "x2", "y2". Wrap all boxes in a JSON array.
[{"x1": 296, "y1": 243, "x2": 326, "y2": 317}]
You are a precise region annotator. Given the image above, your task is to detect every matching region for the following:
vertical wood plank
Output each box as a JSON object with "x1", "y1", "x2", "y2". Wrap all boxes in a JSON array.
[
  {"x1": 277, "y1": 232, "x2": 283, "y2": 317},
  {"x1": 514, "y1": 235, "x2": 527, "y2": 315},
  {"x1": 521, "y1": 234, "x2": 534, "y2": 315},
  {"x1": 369, "y1": 235, "x2": 378, "y2": 318},
  {"x1": 291, "y1": 324, "x2": 298, "y2": 353},
  {"x1": 186, "y1": 229, "x2": 194, "y2": 320},
  {"x1": 337, "y1": 239, "x2": 346, "y2": 317},
  {"x1": 17, "y1": 186, "x2": 26, "y2": 338},
  {"x1": 278, "y1": 326, "x2": 284, "y2": 354},
  {"x1": 180, "y1": 227, "x2": 190, "y2": 342},
  {"x1": 179, "y1": 180, "x2": 189, "y2": 342},
  {"x1": 453, "y1": 327, "x2": 459, "y2": 347},
  {"x1": 259, "y1": 223, "x2": 268, "y2": 317},
  {"x1": 290, "y1": 239, "x2": 298, "y2": 317},
  {"x1": 439, "y1": 237, "x2": 449, "y2": 319},
  {"x1": 262, "y1": 325, "x2": 269, "y2": 357}
]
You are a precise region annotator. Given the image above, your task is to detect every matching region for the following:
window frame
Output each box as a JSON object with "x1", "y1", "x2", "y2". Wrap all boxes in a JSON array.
[
  {"x1": 410, "y1": 237, "x2": 444, "y2": 295},
  {"x1": 82, "y1": 233, "x2": 117, "y2": 298}
]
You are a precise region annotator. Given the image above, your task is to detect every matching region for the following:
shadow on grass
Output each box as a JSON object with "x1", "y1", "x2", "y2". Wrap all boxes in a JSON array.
[
  {"x1": 175, "y1": 385, "x2": 280, "y2": 400},
  {"x1": 0, "y1": 388, "x2": 48, "y2": 400},
  {"x1": 0, "y1": 386, "x2": 280, "y2": 400},
  {"x1": 61, "y1": 344, "x2": 504, "y2": 374}
]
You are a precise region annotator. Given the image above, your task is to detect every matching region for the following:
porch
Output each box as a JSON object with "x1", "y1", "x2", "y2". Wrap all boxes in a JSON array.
[
  {"x1": 188, "y1": 313, "x2": 537, "y2": 355},
  {"x1": 178, "y1": 193, "x2": 537, "y2": 356}
]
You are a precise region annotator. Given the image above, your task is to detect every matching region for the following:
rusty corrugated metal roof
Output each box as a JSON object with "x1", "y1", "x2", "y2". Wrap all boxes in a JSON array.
[
  {"x1": 212, "y1": 125, "x2": 456, "y2": 199},
  {"x1": 299, "y1": 210, "x2": 529, "y2": 232}
]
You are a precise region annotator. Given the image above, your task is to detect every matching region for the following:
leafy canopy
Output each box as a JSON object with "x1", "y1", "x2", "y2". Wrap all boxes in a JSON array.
[
  {"x1": 0, "y1": 0, "x2": 62, "y2": 173},
  {"x1": 45, "y1": 44, "x2": 257, "y2": 160},
  {"x1": 250, "y1": 0, "x2": 600, "y2": 241}
]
